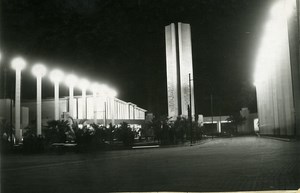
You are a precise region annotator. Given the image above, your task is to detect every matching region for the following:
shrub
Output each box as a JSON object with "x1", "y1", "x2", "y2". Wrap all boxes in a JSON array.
[
  {"x1": 117, "y1": 122, "x2": 134, "y2": 146},
  {"x1": 74, "y1": 123, "x2": 107, "y2": 152},
  {"x1": 22, "y1": 126, "x2": 44, "y2": 153},
  {"x1": 0, "y1": 119, "x2": 13, "y2": 153},
  {"x1": 44, "y1": 120, "x2": 72, "y2": 145}
]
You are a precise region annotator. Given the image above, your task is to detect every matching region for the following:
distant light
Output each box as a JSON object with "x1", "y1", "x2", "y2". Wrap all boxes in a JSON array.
[
  {"x1": 78, "y1": 124, "x2": 83, "y2": 129},
  {"x1": 65, "y1": 74, "x2": 78, "y2": 87},
  {"x1": 98, "y1": 84, "x2": 117, "y2": 97},
  {"x1": 285, "y1": 0, "x2": 295, "y2": 18},
  {"x1": 270, "y1": 0, "x2": 293, "y2": 19},
  {"x1": 99, "y1": 84, "x2": 109, "y2": 93},
  {"x1": 11, "y1": 57, "x2": 26, "y2": 71},
  {"x1": 107, "y1": 88, "x2": 117, "y2": 97},
  {"x1": 32, "y1": 64, "x2": 47, "y2": 77},
  {"x1": 90, "y1": 82, "x2": 100, "y2": 93},
  {"x1": 110, "y1": 89, "x2": 117, "y2": 97},
  {"x1": 79, "y1": 78, "x2": 90, "y2": 90},
  {"x1": 270, "y1": 1, "x2": 284, "y2": 18},
  {"x1": 50, "y1": 69, "x2": 64, "y2": 83},
  {"x1": 0, "y1": 52, "x2": 2, "y2": 62}
]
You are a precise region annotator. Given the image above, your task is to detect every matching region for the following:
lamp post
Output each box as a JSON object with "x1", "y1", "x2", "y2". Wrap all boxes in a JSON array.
[
  {"x1": 65, "y1": 74, "x2": 78, "y2": 118},
  {"x1": 108, "y1": 89, "x2": 117, "y2": 126},
  {"x1": 188, "y1": 73, "x2": 193, "y2": 144},
  {"x1": 91, "y1": 83, "x2": 100, "y2": 124},
  {"x1": 50, "y1": 69, "x2": 64, "y2": 120},
  {"x1": 210, "y1": 94, "x2": 214, "y2": 137},
  {"x1": 79, "y1": 78, "x2": 90, "y2": 119},
  {"x1": 11, "y1": 57, "x2": 26, "y2": 141},
  {"x1": 99, "y1": 84, "x2": 109, "y2": 126},
  {"x1": 32, "y1": 64, "x2": 47, "y2": 136}
]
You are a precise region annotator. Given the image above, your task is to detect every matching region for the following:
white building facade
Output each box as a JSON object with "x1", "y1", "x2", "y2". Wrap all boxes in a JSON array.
[
  {"x1": 22, "y1": 95, "x2": 147, "y2": 126},
  {"x1": 254, "y1": 0, "x2": 300, "y2": 136}
]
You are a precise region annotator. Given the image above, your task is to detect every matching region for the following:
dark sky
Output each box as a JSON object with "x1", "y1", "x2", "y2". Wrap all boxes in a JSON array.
[{"x1": 0, "y1": 0, "x2": 275, "y2": 116}]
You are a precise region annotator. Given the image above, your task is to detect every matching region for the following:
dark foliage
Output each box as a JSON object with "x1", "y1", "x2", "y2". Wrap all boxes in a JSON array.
[
  {"x1": 22, "y1": 126, "x2": 45, "y2": 153},
  {"x1": 44, "y1": 120, "x2": 73, "y2": 145},
  {"x1": 145, "y1": 115, "x2": 203, "y2": 145},
  {"x1": 0, "y1": 119, "x2": 13, "y2": 153},
  {"x1": 117, "y1": 122, "x2": 135, "y2": 146},
  {"x1": 227, "y1": 113, "x2": 246, "y2": 133}
]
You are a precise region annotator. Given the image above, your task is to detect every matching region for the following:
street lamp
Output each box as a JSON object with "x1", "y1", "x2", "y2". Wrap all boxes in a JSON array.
[
  {"x1": 49, "y1": 69, "x2": 64, "y2": 120},
  {"x1": 79, "y1": 78, "x2": 90, "y2": 119},
  {"x1": 188, "y1": 73, "x2": 193, "y2": 144},
  {"x1": 90, "y1": 83, "x2": 100, "y2": 124},
  {"x1": 32, "y1": 63, "x2": 47, "y2": 136},
  {"x1": 65, "y1": 74, "x2": 78, "y2": 118},
  {"x1": 98, "y1": 84, "x2": 110, "y2": 126},
  {"x1": 11, "y1": 57, "x2": 26, "y2": 141},
  {"x1": 107, "y1": 88, "x2": 117, "y2": 126}
]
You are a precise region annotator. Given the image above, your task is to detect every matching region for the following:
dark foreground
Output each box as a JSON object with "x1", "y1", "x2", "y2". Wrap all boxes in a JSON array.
[{"x1": 1, "y1": 137, "x2": 300, "y2": 193}]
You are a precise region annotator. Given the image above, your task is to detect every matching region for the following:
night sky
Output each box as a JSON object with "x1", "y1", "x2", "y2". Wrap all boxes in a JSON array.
[{"x1": 0, "y1": 0, "x2": 275, "y2": 116}]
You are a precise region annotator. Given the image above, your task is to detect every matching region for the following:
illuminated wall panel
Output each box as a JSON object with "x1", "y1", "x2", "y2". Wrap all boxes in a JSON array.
[
  {"x1": 165, "y1": 23, "x2": 179, "y2": 118},
  {"x1": 178, "y1": 23, "x2": 195, "y2": 116},
  {"x1": 254, "y1": 0, "x2": 297, "y2": 136},
  {"x1": 165, "y1": 23, "x2": 195, "y2": 118}
]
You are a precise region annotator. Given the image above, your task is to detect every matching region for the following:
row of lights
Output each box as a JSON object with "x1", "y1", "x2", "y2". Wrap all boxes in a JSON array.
[
  {"x1": 11, "y1": 57, "x2": 117, "y2": 96},
  {"x1": 5, "y1": 55, "x2": 118, "y2": 140}
]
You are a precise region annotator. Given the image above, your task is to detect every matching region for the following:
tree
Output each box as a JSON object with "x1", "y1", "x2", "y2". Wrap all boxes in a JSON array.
[
  {"x1": 227, "y1": 113, "x2": 246, "y2": 133},
  {"x1": 44, "y1": 120, "x2": 72, "y2": 144},
  {"x1": 117, "y1": 122, "x2": 134, "y2": 146}
]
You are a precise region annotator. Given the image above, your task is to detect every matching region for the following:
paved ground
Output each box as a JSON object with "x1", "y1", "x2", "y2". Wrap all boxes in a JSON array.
[{"x1": 1, "y1": 136, "x2": 300, "y2": 193}]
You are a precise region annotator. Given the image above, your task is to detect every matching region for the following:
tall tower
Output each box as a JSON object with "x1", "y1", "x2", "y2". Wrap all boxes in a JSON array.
[{"x1": 165, "y1": 22, "x2": 195, "y2": 119}]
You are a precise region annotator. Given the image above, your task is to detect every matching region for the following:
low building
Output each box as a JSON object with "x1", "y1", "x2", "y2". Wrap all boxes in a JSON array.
[
  {"x1": 22, "y1": 95, "x2": 147, "y2": 126},
  {"x1": 203, "y1": 115, "x2": 231, "y2": 134}
]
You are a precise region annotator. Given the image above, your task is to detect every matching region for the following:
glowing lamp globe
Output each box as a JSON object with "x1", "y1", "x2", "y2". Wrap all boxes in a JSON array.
[
  {"x1": 111, "y1": 89, "x2": 117, "y2": 97},
  {"x1": 50, "y1": 69, "x2": 64, "y2": 83},
  {"x1": 11, "y1": 57, "x2": 26, "y2": 71},
  {"x1": 108, "y1": 88, "x2": 117, "y2": 97},
  {"x1": 99, "y1": 84, "x2": 109, "y2": 94},
  {"x1": 90, "y1": 83, "x2": 100, "y2": 93},
  {"x1": 79, "y1": 78, "x2": 90, "y2": 90},
  {"x1": 32, "y1": 64, "x2": 47, "y2": 77},
  {"x1": 65, "y1": 74, "x2": 78, "y2": 87}
]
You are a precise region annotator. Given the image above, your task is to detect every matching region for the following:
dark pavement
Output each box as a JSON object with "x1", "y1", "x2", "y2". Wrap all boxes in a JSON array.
[{"x1": 1, "y1": 136, "x2": 300, "y2": 193}]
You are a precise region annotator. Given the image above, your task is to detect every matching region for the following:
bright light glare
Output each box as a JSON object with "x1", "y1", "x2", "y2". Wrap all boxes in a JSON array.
[
  {"x1": 99, "y1": 84, "x2": 109, "y2": 93},
  {"x1": 11, "y1": 57, "x2": 26, "y2": 70},
  {"x1": 79, "y1": 78, "x2": 90, "y2": 90},
  {"x1": 108, "y1": 89, "x2": 117, "y2": 97},
  {"x1": 270, "y1": 0, "x2": 293, "y2": 19},
  {"x1": 285, "y1": 0, "x2": 295, "y2": 18},
  {"x1": 254, "y1": 0, "x2": 288, "y2": 87},
  {"x1": 50, "y1": 69, "x2": 64, "y2": 83},
  {"x1": 65, "y1": 74, "x2": 78, "y2": 86},
  {"x1": 98, "y1": 84, "x2": 118, "y2": 97},
  {"x1": 0, "y1": 52, "x2": 2, "y2": 62},
  {"x1": 90, "y1": 83, "x2": 100, "y2": 93},
  {"x1": 270, "y1": 1, "x2": 284, "y2": 18},
  {"x1": 32, "y1": 64, "x2": 47, "y2": 77}
]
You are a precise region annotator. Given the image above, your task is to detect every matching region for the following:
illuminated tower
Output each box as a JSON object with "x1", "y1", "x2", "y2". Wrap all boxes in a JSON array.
[{"x1": 165, "y1": 22, "x2": 195, "y2": 119}]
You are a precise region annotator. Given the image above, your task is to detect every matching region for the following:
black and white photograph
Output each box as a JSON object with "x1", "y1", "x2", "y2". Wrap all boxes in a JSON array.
[{"x1": 0, "y1": 0, "x2": 300, "y2": 192}]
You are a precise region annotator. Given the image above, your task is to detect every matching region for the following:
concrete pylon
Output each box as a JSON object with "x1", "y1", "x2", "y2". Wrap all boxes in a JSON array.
[{"x1": 165, "y1": 22, "x2": 195, "y2": 119}]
